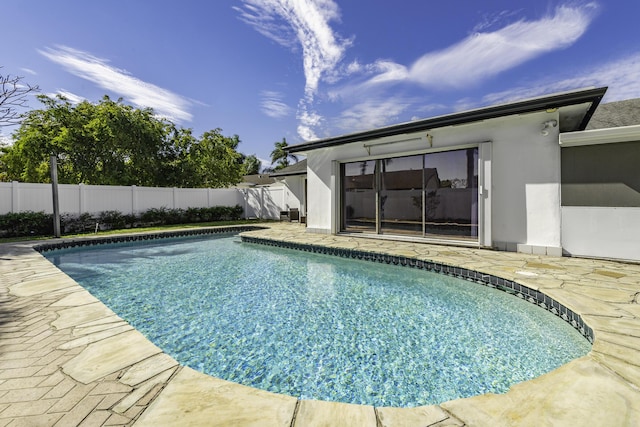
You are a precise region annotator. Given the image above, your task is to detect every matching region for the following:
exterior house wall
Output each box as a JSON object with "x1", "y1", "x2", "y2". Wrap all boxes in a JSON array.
[
  {"x1": 306, "y1": 149, "x2": 336, "y2": 233},
  {"x1": 304, "y1": 110, "x2": 563, "y2": 253},
  {"x1": 560, "y1": 131, "x2": 640, "y2": 261}
]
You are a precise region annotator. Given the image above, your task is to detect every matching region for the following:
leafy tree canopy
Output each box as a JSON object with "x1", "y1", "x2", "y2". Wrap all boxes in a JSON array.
[
  {"x1": 0, "y1": 95, "x2": 247, "y2": 188},
  {"x1": 269, "y1": 137, "x2": 298, "y2": 171},
  {"x1": 240, "y1": 154, "x2": 261, "y2": 175}
]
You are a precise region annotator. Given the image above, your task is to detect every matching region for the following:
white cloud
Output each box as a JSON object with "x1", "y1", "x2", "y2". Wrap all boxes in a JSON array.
[
  {"x1": 39, "y1": 45, "x2": 193, "y2": 123},
  {"x1": 237, "y1": 0, "x2": 351, "y2": 140},
  {"x1": 237, "y1": 0, "x2": 348, "y2": 99},
  {"x1": 47, "y1": 89, "x2": 86, "y2": 104},
  {"x1": 481, "y1": 52, "x2": 640, "y2": 105},
  {"x1": 20, "y1": 68, "x2": 37, "y2": 76},
  {"x1": 260, "y1": 90, "x2": 292, "y2": 118},
  {"x1": 471, "y1": 8, "x2": 522, "y2": 34},
  {"x1": 296, "y1": 104, "x2": 323, "y2": 140},
  {"x1": 362, "y1": 3, "x2": 597, "y2": 90},
  {"x1": 0, "y1": 130, "x2": 12, "y2": 146},
  {"x1": 336, "y1": 97, "x2": 411, "y2": 133}
]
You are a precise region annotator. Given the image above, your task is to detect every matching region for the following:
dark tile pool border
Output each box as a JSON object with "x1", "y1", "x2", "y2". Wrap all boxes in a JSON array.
[
  {"x1": 33, "y1": 226, "x2": 266, "y2": 253},
  {"x1": 240, "y1": 235, "x2": 594, "y2": 344}
]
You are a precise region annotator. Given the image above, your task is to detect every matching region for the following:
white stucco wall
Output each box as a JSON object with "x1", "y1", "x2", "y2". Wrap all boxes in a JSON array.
[{"x1": 303, "y1": 110, "x2": 563, "y2": 252}]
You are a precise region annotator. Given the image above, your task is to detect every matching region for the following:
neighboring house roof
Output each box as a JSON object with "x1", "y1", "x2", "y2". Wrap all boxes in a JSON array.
[
  {"x1": 269, "y1": 159, "x2": 307, "y2": 177},
  {"x1": 236, "y1": 174, "x2": 277, "y2": 187},
  {"x1": 287, "y1": 87, "x2": 607, "y2": 154},
  {"x1": 586, "y1": 98, "x2": 640, "y2": 130}
]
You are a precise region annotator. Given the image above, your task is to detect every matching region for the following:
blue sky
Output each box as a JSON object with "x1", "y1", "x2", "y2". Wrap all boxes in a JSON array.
[{"x1": 2, "y1": 1, "x2": 639, "y2": 168}]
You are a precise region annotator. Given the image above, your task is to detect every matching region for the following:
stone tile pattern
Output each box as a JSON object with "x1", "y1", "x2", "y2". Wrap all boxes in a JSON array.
[
  {"x1": 2, "y1": 222, "x2": 640, "y2": 426},
  {"x1": 0, "y1": 244, "x2": 178, "y2": 426}
]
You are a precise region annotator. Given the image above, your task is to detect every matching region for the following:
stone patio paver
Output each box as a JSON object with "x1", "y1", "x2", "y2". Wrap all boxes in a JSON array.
[{"x1": 0, "y1": 222, "x2": 639, "y2": 426}]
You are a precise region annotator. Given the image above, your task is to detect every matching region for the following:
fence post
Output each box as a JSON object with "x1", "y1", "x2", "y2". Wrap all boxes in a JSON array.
[
  {"x1": 11, "y1": 181, "x2": 19, "y2": 213},
  {"x1": 173, "y1": 187, "x2": 177, "y2": 209},
  {"x1": 78, "y1": 183, "x2": 85, "y2": 214},
  {"x1": 131, "y1": 186, "x2": 138, "y2": 215}
]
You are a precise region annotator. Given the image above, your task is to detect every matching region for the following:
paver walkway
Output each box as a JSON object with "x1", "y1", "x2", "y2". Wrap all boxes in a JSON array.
[
  {"x1": 1, "y1": 222, "x2": 639, "y2": 426},
  {"x1": 1, "y1": 243, "x2": 179, "y2": 426}
]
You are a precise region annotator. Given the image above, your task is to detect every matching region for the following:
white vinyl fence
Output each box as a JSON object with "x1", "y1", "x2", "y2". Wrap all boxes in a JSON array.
[{"x1": 0, "y1": 181, "x2": 295, "y2": 220}]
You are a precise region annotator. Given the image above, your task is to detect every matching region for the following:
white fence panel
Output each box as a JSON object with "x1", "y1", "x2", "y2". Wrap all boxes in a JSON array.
[
  {"x1": 262, "y1": 187, "x2": 284, "y2": 219},
  {"x1": 204, "y1": 189, "x2": 244, "y2": 210},
  {"x1": 561, "y1": 206, "x2": 640, "y2": 262},
  {"x1": 82, "y1": 184, "x2": 134, "y2": 214},
  {"x1": 173, "y1": 188, "x2": 209, "y2": 210},
  {"x1": 0, "y1": 181, "x2": 288, "y2": 219},
  {"x1": 0, "y1": 182, "x2": 52, "y2": 214},
  {"x1": 242, "y1": 187, "x2": 285, "y2": 220},
  {"x1": 134, "y1": 187, "x2": 174, "y2": 213},
  {"x1": 0, "y1": 184, "x2": 13, "y2": 213},
  {"x1": 59, "y1": 184, "x2": 82, "y2": 214}
]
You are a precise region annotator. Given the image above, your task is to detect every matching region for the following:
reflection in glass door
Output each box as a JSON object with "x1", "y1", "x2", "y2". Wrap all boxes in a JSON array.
[
  {"x1": 423, "y1": 148, "x2": 478, "y2": 239},
  {"x1": 342, "y1": 161, "x2": 377, "y2": 233},
  {"x1": 380, "y1": 155, "x2": 423, "y2": 236}
]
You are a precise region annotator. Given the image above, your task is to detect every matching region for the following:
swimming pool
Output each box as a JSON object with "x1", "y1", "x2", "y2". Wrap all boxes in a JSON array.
[{"x1": 44, "y1": 232, "x2": 590, "y2": 407}]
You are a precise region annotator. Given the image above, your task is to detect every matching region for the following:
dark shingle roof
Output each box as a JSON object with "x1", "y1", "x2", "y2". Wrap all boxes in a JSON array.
[
  {"x1": 239, "y1": 174, "x2": 276, "y2": 186},
  {"x1": 586, "y1": 98, "x2": 640, "y2": 130},
  {"x1": 269, "y1": 159, "x2": 307, "y2": 177}
]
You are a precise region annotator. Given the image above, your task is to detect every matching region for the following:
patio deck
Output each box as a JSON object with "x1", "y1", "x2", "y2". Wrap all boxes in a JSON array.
[{"x1": 1, "y1": 222, "x2": 639, "y2": 426}]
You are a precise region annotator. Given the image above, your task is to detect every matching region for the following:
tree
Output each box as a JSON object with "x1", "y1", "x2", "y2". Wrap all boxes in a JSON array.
[
  {"x1": 2, "y1": 95, "x2": 171, "y2": 185},
  {"x1": 1, "y1": 95, "x2": 247, "y2": 188},
  {"x1": 240, "y1": 154, "x2": 261, "y2": 175},
  {"x1": 187, "y1": 129, "x2": 244, "y2": 187},
  {"x1": 1, "y1": 67, "x2": 39, "y2": 126},
  {"x1": 269, "y1": 137, "x2": 298, "y2": 171}
]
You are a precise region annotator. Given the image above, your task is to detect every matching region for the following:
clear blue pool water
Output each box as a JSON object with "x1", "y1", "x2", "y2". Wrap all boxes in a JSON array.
[{"x1": 45, "y1": 233, "x2": 590, "y2": 407}]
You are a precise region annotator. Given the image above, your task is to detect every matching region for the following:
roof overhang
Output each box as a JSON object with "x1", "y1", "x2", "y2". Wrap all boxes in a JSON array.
[
  {"x1": 288, "y1": 87, "x2": 607, "y2": 154},
  {"x1": 560, "y1": 124, "x2": 640, "y2": 147}
]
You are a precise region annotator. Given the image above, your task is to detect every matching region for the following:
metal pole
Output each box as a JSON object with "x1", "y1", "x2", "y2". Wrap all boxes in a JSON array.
[{"x1": 50, "y1": 155, "x2": 61, "y2": 238}]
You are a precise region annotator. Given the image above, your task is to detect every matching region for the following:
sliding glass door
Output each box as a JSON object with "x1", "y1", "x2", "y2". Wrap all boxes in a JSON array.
[{"x1": 340, "y1": 148, "x2": 478, "y2": 241}]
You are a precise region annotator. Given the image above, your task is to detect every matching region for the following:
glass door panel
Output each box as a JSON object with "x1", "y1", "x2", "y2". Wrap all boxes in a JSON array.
[
  {"x1": 423, "y1": 148, "x2": 478, "y2": 239},
  {"x1": 380, "y1": 155, "x2": 423, "y2": 236},
  {"x1": 342, "y1": 161, "x2": 377, "y2": 233}
]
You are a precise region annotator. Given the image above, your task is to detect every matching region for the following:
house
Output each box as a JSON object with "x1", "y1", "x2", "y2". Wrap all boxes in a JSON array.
[{"x1": 284, "y1": 87, "x2": 640, "y2": 262}]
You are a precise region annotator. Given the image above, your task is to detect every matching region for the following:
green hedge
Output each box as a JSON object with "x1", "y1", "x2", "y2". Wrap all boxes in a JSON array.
[
  {"x1": 0, "y1": 205, "x2": 245, "y2": 238},
  {"x1": 0, "y1": 211, "x2": 54, "y2": 237}
]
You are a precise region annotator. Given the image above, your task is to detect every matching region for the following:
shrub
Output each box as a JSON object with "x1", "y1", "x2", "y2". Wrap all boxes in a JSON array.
[
  {"x1": 0, "y1": 211, "x2": 54, "y2": 238},
  {"x1": 0, "y1": 204, "x2": 246, "y2": 238},
  {"x1": 98, "y1": 211, "x2": 126, "y2": 230},
  {"x1": 139, "y1": 207, "x2": 168, "y2": 225},
  {"x1": 61, "y1": 213, "x2": 96, "y2": 234}
]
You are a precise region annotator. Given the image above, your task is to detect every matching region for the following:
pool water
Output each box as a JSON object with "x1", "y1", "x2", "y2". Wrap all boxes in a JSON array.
[{"x1": 45, "y1": 234, "x2": 590, "y2": 407}]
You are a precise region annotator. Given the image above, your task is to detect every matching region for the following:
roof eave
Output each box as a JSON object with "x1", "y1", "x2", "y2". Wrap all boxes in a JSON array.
[{"x1": 288, "y1": 87, "x2": 607, "y2": 154}]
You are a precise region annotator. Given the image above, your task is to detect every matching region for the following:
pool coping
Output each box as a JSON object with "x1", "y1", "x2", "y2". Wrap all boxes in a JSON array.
[{"x1": 2, "y1": 222, "x2": 639, "y2": 426}]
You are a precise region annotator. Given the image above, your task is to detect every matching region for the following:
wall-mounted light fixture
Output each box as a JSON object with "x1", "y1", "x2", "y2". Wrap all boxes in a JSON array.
[
  {"x1": 426, "y1": 133, "x2": 433, "y2": 147},
  {"x1": 541, "y1": 119, "x2": 558, "y2": 136}
]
